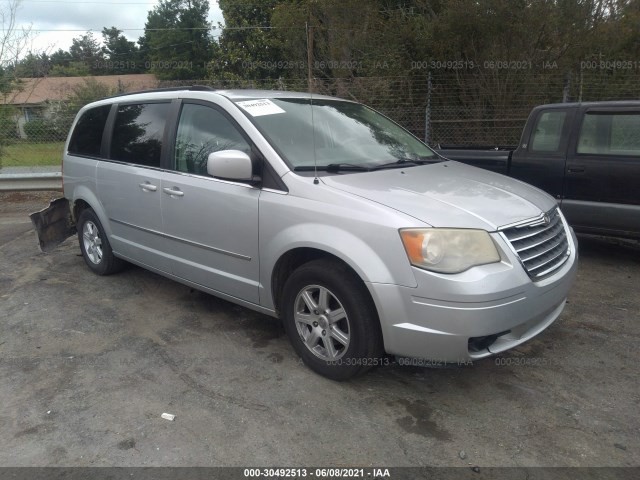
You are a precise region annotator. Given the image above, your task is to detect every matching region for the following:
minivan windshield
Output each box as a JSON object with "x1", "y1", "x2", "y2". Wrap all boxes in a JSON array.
[{"x1": 234, "y1": 98, "x2": 439, "y2": 170}]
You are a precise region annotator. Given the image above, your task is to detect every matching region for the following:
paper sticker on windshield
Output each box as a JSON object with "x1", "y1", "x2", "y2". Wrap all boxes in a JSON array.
[{"x1": 236, "y1": 99, "x2": 285, "y2": 117}]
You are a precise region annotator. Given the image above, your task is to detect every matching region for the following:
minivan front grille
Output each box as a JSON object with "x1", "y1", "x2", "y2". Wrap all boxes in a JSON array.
[{"x1": 501, "y1": 208, "x2": 570, "y2": 280}]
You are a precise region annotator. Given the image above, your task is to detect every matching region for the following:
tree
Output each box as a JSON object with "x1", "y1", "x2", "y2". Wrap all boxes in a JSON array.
[
  {"x1": 210, "y1": 0, "x2": 285, "y2": 81},
  {"x1": 49, "y1": 61, "x2": 91, "y2": 77},
  {"x1": 102, "y1": 27, "x2": 142, "y2": 74},
  {"x1": 139, "y1": 0, "x2": 213, "y2": 80},
  {"x1": 15, "y1": 52, "x2": 51, "y2": 77},
  {"x1": 211, "y1": 0, "x2": 436, "y2": 83},
  {"x1": 0, "y1": 0, "x2": 36, "y2": 93},
  {"x1": 68, "y1": 32, "x2": 104, "y2": 75},
  {"x1": 47, "y1": 48, "x2": 93, "y2": 76},
  {"x1": 49, "y1": 49, "x2": 73, "y2": 70},
  {"x1": 271, "y1": 0, "x2": 435, "y2": 80}
]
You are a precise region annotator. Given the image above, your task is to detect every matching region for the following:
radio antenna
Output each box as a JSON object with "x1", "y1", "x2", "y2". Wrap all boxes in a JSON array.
[{"x1": 306, "y1": 21, "x2": 319, "y2": 185}]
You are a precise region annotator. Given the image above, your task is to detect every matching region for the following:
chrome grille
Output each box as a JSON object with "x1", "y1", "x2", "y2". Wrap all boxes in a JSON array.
[{"x1": 501, "y1": 208, "x2": 570, "y2": 280}]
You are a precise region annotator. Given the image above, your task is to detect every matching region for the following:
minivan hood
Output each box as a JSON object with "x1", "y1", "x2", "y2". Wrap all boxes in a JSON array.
[{"x1": 320, "y1": 161, "x2": 557, "y2": 230}]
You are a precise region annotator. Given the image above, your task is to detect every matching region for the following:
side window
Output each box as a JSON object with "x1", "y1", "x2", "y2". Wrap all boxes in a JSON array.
[
  {"x1": 577, "y1": 112, "x2": 640, "y2": 156},
  {"x1": 174, "y1": 103, "x2": 251, "y2": 175},
  {"x1": 577, "y1": 113, "x2": 600, "y2": 154},
  {"x1": 611, "y1": 114, "x2": 640, "y2": 154},
  {"x1": 68, "y1": 105, "x2": 111, "y2": 157},
  {"x1": 530, "y1": 111, "x2": 567, "y2": 153},
  {"x1": 110, "y1": 103, "x2": 170, "y2": 167}
]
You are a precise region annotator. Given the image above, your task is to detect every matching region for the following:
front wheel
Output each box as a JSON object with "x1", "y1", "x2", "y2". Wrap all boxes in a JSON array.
[
  {"x1": 281, "y1": 259, "x2": 383, "y2": 380},
  {"x1": 77, "y1": 208, "x2": 124, "y2": 275}
]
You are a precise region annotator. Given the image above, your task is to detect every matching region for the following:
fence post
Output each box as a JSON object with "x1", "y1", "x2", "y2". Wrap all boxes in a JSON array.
[
  {"x1": 562, "y1": 72, "x2": 572, "y2": 103},
  {"x1": 425, "y1": 70, "x2": 432, "y2": 144},
  {"x1": 578, "y1": 69, "x2": 583, "y2": 102}
]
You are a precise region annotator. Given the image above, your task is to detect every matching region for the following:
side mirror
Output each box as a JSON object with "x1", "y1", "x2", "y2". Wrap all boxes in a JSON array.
[{"x1": 206, "y1": 150, "x2": 254, "y2": 182}]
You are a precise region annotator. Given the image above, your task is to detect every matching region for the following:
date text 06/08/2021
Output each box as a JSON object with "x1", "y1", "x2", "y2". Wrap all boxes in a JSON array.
[{"x1": 243, "y1": 468, "x2": 391, "y2": 478}]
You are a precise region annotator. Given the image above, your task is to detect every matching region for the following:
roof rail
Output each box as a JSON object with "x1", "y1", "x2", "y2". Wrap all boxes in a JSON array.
[{"x1": 107, "y1": 85, "x2": 215, "y2": 99}]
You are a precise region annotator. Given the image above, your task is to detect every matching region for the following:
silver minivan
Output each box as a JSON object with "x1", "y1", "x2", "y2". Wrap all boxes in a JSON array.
[{"x1": 37, "y1": 87, "x2": 578, "y2": 380}]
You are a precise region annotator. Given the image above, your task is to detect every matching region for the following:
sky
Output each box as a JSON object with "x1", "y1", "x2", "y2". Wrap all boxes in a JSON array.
[{"x1": 13, "y1": 0, "x2": 224, "y2": 55}]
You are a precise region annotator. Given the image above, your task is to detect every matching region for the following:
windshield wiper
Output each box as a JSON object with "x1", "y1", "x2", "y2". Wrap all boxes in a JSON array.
[
  {"x1": 371, "y1": 156, "x2": 443, "y2": 170},
  {"x1": 325, "y1": 163, "x2": 370, "y2": 172},
  {"x1": 370, "y1": 159, "x2": 419, "y2": 170},
  {"x1": 293, "y1": 158, "x2": 439, "y2": 173},
  {"x1": 293, "y1": 163, "x2": 370, "y2": 172}
]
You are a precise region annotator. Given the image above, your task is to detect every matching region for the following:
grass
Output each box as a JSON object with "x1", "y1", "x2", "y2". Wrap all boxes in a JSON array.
[{"x1": 1, "y1": 142, "x2": 65, "y2": 167}]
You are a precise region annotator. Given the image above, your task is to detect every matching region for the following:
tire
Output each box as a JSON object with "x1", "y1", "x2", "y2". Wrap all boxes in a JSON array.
[
  {"x1": 281, "y1": 259, "x2": 383, "y2": 380},
  {"x1": 77, "y1": 208, "x2": 124, "y2": 275}
]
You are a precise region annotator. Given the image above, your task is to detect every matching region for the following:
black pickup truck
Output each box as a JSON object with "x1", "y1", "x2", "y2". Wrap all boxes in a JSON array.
[{"x1": 437, "y1": 101, "x2": 640, "y2": 239}]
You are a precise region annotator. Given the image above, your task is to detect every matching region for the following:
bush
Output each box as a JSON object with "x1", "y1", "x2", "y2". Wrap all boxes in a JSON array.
[
  {"x1": 23, "y1": 118, "x2": 66, "y2": 142},
  {"x1": 0, "y1": 113, "x2": 19, "y2": 141},
  {"x1": 0, "y1": 107, "x2": 20, "y2": 165}
]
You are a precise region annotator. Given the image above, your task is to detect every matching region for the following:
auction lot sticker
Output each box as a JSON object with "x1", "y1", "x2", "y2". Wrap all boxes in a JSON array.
[{"x1": 236, "y1": 99, "x2": 286, "y2": 116}]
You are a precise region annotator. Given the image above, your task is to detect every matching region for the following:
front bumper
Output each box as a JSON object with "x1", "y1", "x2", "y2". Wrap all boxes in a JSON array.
[{"x1": 368, "y1": 228, "x2": 578, "y2": 362}]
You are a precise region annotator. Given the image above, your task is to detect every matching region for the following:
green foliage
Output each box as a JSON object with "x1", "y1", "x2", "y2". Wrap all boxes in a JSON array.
[
  {"x1": 203, "y1": 0, "x2": 640, "y2": 147},
  {"x1": 210, "y1": 0, "x2": 286, "y2": 79},
  {"x1": 0, "y1": 72, "x2": 20, "y2": 97},
  {"x1": 46, "y1": 49, "x2": 75, "y2": 75},
  {"x1": 51, "y1": 78, "x2": 116, "y2": 136},
  {"x1": 102, "y1": 27, "x2": 143, "y2": 74},
  {"x1": 0, "y1": 106, "x2": 19, "y2": 141},
  {"x1": 50, "y1": 49, "x2": 73, "y2": 66},
  {"x1": 210, "y1": 0, "x2": 640, "y2": 84},
  {"x1": 23, "y1": 118, "x2": 64, "y2": 142},
  {"x1": 140, "y1": 0, "x2": 213, "y2": 79},
  {"x1": 49, "y1": 61, "x2": 92, "y2": 77},
  {"x1": 15, "y1": 52, "x2": 51, "y2": 78},
  {"x1": 0, "y1": 106, "x2": 18, "y2": 164},
  {"x1": 67, "y1": 78, "x2": 114, "y2": 110},
  {"x1": 69, "y1": 32, "x2": 105, "y2": 75},
  {"x1": 271, "y1": 0, "x2": 435, "y2": 79}
]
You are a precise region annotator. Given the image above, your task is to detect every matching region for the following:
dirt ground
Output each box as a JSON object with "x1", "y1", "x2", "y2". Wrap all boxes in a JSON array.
[{"x1": 0, "y1": 191, "x2": 638, "y2": 468}]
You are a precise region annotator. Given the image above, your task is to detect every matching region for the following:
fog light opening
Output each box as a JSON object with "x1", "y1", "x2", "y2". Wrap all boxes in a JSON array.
[{"x1": 468, "y1": 330, "x2": 511, "y2": 353}]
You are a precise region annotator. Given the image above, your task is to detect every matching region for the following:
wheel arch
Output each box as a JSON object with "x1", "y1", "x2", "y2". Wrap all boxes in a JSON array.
[
  {"x1": 69, "y1": 186, "x2": 111, "y2": 235},
  {"x1": 270, "y1": 247, "x2": 377, "y2": 317},
  {"x1": 72, "y1": 199, "x2": 91, "y2": 222}
]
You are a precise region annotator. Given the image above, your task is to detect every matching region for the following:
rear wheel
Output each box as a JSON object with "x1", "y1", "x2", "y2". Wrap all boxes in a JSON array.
[
  {"x1": 281, "y1": 259, "x2": 383, "y2": 380},
  {"x1": 77, "y1": 208, "x2": 124, "y2": 275}
]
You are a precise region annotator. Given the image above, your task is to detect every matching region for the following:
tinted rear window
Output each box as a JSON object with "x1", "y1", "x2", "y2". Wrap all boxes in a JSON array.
[
  {"x1": 111, "y1": 103, "x2": 170, "y2": 167},
  {"x1": 68, "y1": 105, "x2": 111, "y2": 157}
]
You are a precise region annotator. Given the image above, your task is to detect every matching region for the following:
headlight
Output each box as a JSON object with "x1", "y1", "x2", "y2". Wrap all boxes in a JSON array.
[{"x1": 399, "y1": 228, "x2": 501, "y2": 273}]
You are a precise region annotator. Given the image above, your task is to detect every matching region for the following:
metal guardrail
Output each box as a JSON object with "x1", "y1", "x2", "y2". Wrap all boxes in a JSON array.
[{"x1": 0, "y1": 173, "x2": 63, "y2": 191}]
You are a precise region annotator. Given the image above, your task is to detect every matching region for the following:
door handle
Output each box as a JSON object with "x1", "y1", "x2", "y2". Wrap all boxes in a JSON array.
[
  {"x1": 163, "y1": 187, "x2": 184, "y2": 197},
  {"x1": 139, "y1": 182, "x2": 157, "y2": 192},
  {"x1": 567, "y1": 167, "x2": 585, "y2": 173}
]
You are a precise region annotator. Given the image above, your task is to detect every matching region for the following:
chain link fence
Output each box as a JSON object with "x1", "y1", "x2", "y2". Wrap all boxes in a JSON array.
[
  {"x1": 2, "y1": 69, "x2": 640, "y2": 169},
  {"x1": 0, "y1": 105, "x2": 73, "y2": 170},
  {"x1": 426, "y1": 69, "x2": 640, "y2": 147}
]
